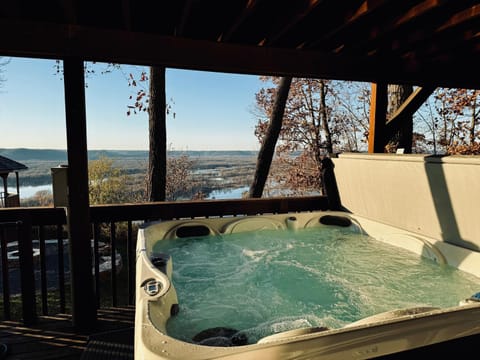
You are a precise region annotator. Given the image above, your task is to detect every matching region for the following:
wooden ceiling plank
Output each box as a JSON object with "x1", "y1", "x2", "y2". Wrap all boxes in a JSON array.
[
  {"x1": 395, "y1": 0, "x2": 444, "y2": 26},
  {"x1": 309, "y1": 0, "x2": 395, "y2": 50},
  {"x1": 388, "y1": 4, "x2": 480, "y2": 66},
  {"x1": 419, "y1": 28, "x2": 480, "y2": 63},
  {"x1": 1, "y1": 1, "x2": 21, "y2": 17},
  {"x1": 176, "y1": 0, "x2": 193, "y2": 36},
  {"x1": 388, "y1": 2, "x2": 479, "y2": 56},
  {"x1": 121, "y1": 0, "x2": 132, "y2": 31},
  {"x1": 59, "y1": 0, "x2": 77, "y2": 24},
  {"x1": 265, "y1": 0, "x2": 324, "y2": 46},
  {"x1": 437, "y1": 4, "x2": 480, "y2": 32},
  {"x1": 342, "y1": 0, "x2": 447, "y2": 56},
  {"x1": 218, "y1": 0, "x2": 259, "y2": 42},
  {"x1": 350, "y1": 0, "x2": 386, "y2": 21}
]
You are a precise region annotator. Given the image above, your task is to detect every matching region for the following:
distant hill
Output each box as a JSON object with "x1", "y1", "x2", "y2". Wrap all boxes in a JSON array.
[
  {"x1": 0, "y1": 148, "x2": 68, "y2": 161},
  {"x1": 0, "y1": 148, "x2": 257, "y2": 162}
]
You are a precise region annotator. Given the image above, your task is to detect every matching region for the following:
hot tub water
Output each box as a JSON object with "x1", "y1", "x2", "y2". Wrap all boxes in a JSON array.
[{"x1": 152, "y1": 226, "x2": 480, "y2": 345}]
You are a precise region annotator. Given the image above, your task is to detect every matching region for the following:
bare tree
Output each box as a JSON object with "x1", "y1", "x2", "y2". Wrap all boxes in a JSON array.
[
  {"x1": 249, "y1": 77, "x2": 291, "y2": 198},
  {"x1": 252, "y1": 77, "x2": 370, "y2": 196},
  {"x1": 434, "y1": 88, "x2": 480, "y2": 154}
]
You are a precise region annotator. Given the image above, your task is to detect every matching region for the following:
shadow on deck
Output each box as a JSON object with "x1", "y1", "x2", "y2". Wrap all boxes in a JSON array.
[{"x1": 0, "y1": 306, "x2": 134, "y2": 359}]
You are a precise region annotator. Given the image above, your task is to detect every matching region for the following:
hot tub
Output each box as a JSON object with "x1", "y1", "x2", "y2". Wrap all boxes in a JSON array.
[{"x1": 135, "y1": 211, "x2": 480, "y2": 359}]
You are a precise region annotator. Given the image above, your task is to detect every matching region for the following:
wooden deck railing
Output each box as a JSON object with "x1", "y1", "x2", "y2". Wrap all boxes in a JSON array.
[{"x1": 0, "y1": 196, "x2": 329, "y2": 324}]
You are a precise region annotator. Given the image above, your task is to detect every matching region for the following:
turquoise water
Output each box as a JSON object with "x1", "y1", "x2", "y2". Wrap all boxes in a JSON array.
[{"x1": 153, "y1": 227, "x2": 480, "y2": 344}]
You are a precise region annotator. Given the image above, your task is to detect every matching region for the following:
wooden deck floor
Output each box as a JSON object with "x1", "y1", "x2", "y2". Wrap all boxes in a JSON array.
[
  {"x1": 2, "y1": 305, "x2": 478, "y2": 359},
  {"x1": 0, "y1": 306, "x2": 135, "y2": 359}
]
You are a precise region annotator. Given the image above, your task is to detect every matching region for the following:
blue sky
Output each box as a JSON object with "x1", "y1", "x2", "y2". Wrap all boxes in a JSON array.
[{"x1": 0, "y1": 57, "x2": 266, "y2": 150}]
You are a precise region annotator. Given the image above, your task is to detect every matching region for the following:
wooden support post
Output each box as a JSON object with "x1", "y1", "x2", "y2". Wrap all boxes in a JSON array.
[
  {"x1": 368, "y1": 82, "x2": 388, "y2": 153},
  {"x1": 15, "y1": 172, "x2": 20, "y2": 195},
  {"x1": 63, "y1": 58, "x2": 97, "y2": 330},
  {"x1": 1, "y1": 174, "x2": 7, "y2": 199}
]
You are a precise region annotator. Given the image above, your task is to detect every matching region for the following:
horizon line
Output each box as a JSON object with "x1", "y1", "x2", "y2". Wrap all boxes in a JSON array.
[{"x1": 0, "y1": 147, "x2": 259, "y2": 152}]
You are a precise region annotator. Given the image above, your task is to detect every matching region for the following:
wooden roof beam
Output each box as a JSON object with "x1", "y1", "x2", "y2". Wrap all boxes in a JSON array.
[
  {"x1": 60, "y1": 0, "x2": 77, "y2": 24},
  {"x1": 121, "y1": 0, "x2": 132, "y2": 31},
  {"x1": 414, "y1": 28, "x2": 480, "y2": 67},
  {"x1": 388, "y1": 3, "x2": 480, "y2": 61},
  {"x1": 1, "y1": 18, "x2": 479, "y2": 89},
  {"x1": 0, "y1": 1, "x2": 20, "y2": 17},
  {"x1": 218, "y1": 0, "x2": 260, "y2": 42},
  {"x1": 394, "y1": 0, "x2": 444, "y2": 27},
  {"x1": 346, "y1": 0, "x2": 447, "y2": 56},
  {"x1": 437, "y1": 4, "x2": 480, "y2": 32},
  {"x1": 388, "y1": 0, "x2": 480, "y2": 52},
  {"x1": 0, "y1": 19, "x2": 377, "y2": 80},
  {"x1": 176, "y1": 0, "x2": 193, "y2": 36},
  {"x1": 263, "y1": 0, "x2": 324, "y2": 46},
  {"x1": 310, "y1": 0, "x2": 395, "y2": 51}
]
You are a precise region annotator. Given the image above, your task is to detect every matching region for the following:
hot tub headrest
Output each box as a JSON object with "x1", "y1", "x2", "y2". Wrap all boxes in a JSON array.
[
  {"x1": 176, "y1": 225, "x2": 212, "y2": 238},
  {"x1": 319, "y1": 215, "x2": 352, "y2": 227}
]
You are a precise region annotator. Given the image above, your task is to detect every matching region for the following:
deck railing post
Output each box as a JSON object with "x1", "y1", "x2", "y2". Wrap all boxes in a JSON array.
[
  {"x1": 0, "y1": 222, "x2": 13, "y2": 320},
  {"x1": 18, "y1": 216, "x2": 37, "y2": 325}
]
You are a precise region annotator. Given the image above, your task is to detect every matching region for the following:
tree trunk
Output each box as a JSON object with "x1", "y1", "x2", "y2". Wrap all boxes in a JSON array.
[
  {"x1": 249, "y1": 77, "x2": 292, "y2": 198},
  {"x1": 469, "y1": 98, "x2": 477, "y2": 145},
  {"x1": 147, "y1": 66, "x2": 167, "y2": 202},
  {"x1": 387, "y1": 84, "x2": 413, "y2": 153},
  {"x1": 319, "y1": 81, "x2": 333, "y2": 155}
]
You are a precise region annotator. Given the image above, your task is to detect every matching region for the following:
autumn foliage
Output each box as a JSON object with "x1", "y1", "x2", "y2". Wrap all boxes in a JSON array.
[
  {"x1": 165, "y1": 154, "x2": 197, "y2": 201},
  {"x1": 88, "y1": 156, "x2": 132, "y2": 205},
  {"x1": 254, "y1": 77, "x2": 370, "y2": 195},
  {"x1": 435, "y1": 88, "x2": 480, "y2": 154},
  {"x1": 413, "y1": 88, "x2": 480, "y2": 155}
]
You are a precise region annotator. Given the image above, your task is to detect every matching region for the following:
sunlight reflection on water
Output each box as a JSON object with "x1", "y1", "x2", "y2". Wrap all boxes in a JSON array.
[{"x1": 9, "y1": 184, "x2": 53, "y2": 198}]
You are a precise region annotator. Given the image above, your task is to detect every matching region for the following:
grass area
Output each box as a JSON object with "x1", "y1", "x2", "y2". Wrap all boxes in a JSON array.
[
  {"x1": 0, "y1": 288, "x2": 71, "y2": 321},
  {"x1": 0, "y1": 270, "x2": 131, "y2": 321}
]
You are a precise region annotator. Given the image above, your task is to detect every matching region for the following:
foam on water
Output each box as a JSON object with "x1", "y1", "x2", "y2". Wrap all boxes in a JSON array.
[{"x1": 152, "y1": 226, "x2": 480, "y2": 344}]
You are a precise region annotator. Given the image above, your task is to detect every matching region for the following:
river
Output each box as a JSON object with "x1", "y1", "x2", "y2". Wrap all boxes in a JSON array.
[
  {"x1": 206, "y1": 186, "x2": 250, "y2": 199},
  {"x1": 11, "y1": 184, "x2": 250, "y2": 200},
  {"x1": 9, "y1": 184, "x2": 53, "y2": 198}
]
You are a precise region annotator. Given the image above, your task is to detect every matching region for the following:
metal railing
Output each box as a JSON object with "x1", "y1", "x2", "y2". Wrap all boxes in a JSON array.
[{"x1": 0, "y1": 195, "x2": 329, "y2": 323}]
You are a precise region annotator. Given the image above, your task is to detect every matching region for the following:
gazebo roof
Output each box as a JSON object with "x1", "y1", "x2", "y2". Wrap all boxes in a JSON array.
[{"x1": 0, "y1": 155, "x2": 28, "y2": 175}]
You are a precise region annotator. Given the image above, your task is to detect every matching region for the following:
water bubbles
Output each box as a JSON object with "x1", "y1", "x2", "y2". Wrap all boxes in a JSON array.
[{"x1": 161, "y1": 227, "x2": 480, "y2": 344}]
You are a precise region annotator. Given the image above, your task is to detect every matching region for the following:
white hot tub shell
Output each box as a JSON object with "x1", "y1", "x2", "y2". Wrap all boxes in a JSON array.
[{"x1": 134, "y1": 211, "x2": 480, "y2": 359}]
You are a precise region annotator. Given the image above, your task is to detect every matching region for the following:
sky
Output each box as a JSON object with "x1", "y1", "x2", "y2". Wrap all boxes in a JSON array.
[{"x1": 0, "y1": 57, "x2": 267, "y2": 151}]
